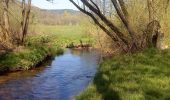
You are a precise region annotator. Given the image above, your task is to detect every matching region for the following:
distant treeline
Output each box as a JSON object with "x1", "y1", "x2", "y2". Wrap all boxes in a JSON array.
[{"x1": 33, "y1": 8, "x2": 86, "y2": 25}]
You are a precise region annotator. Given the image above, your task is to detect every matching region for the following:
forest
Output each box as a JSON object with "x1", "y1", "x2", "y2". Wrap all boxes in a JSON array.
[{"x1": 0, "y1": 0, "x2": 170, "y2": 100}]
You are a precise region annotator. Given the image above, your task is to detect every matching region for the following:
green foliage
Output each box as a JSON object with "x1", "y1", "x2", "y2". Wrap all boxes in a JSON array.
[{"x1": 76, "y1": 49, "x2": 170, "y2": 100}]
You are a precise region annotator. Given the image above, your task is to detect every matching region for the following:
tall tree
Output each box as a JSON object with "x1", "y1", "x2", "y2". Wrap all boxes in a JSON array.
[{"x1": 69, "y1": 0, "x2": 165, "y2": 52}]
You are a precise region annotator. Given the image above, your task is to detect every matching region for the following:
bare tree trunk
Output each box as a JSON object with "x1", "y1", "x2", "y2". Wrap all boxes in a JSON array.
[
  {"x1": 2, "y1": 0, "x2": 10, "y2": 40},
  {"x1": 0, "y1": 0, "x2": 14, "y2": 50},
  {"x1": 111, "y1": 0, "x2": 138, "y2": 51},
  {"x1": 147, "y1": 0, "x2": 155, "y2": 22},
  {"x1": 21, "y1": 0, "x2": 32, "y2": 44}
]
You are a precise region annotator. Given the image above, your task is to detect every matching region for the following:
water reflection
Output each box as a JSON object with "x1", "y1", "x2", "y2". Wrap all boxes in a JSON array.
[{"x1": 0, "y1": 49, "x2": 100, "y2": 100}]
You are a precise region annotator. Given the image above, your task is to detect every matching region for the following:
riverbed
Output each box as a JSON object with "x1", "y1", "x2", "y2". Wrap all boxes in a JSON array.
[{"x1": 0, "y1": 49, "x2": 100, "y2": 100}]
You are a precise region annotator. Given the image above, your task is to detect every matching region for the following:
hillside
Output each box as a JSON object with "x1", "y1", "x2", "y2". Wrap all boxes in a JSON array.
[
  {"x1": 42, "y1": 9, "x2": 79, "y2": 14},
  {"x1": 32, "y1": 7, "x2": 85, "y2": 25}
]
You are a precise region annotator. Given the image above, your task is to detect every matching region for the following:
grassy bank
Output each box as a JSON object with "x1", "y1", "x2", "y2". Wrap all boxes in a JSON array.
[
  {"x1": 0, "y1": 35, "x2": 63, "y2": 73},
  {"x1": 76, "y1": 49, "x2": 170, "y2": 100}
]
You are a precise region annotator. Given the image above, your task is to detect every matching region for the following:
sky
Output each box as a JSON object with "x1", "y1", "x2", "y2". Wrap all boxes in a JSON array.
[{"x1": 32, "y1": 0, "x2": 78, "y2": 10}]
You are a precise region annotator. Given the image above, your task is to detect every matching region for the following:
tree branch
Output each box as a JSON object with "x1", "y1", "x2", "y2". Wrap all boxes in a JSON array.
[
  {"x1": 79, "y1": 0, "x2": 128, "y2": 45},
  {"x1": 69, "y1": 0, "x2": 118, "y2": 42}
]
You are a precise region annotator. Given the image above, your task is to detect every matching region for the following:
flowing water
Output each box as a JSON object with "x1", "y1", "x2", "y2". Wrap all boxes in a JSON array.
[{"x1": 0, "y1": 49, "x2": 100, "y2": 100}]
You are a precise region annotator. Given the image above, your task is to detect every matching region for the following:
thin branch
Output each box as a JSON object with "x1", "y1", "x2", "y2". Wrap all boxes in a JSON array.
[{"x1": 89, "y1": 0, "x2": 100, "y2": 11}]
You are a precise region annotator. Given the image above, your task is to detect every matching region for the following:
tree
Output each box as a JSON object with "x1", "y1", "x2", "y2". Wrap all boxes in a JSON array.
[
  {"x1": 0, "y1": 0, "x2": 14, "y2": 51},
  {"x1": 2, "y1": 0, "x2": 10, "y2": 41},
  {"x1": 69, "y1": 0, "x2": 168, "y2": 52},
  {"x1": 20, "y1": 0, "x2": 32, "y2": 44},
  {"x1": 0, "y1": 0, "x2": 32, "y2": 49}
]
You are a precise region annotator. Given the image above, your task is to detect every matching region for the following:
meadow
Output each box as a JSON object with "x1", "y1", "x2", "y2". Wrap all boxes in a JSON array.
[{"x1": 30, "y1": 24, "x2": 94, "y2": 47}]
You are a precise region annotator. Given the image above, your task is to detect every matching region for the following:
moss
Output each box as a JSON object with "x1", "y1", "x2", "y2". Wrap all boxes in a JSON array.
[{"x1": 76, "y1": 49, "x2": 170, "y2": 100}]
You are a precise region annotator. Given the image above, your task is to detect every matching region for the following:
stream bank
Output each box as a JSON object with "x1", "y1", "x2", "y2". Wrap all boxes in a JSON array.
[{"x1": 0, "y1": 35, "x2": 64, "y2": 74}]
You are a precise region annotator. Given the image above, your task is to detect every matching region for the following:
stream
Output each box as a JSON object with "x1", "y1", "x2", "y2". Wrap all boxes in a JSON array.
[{"x1": 0, "y1": 49, "x2": 100, "y2": 100}]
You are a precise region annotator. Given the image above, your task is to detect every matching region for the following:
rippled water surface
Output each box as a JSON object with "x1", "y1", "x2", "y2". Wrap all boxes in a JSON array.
[{"x1": 0, "y1": 49, "x2": 100, "y2": 100}]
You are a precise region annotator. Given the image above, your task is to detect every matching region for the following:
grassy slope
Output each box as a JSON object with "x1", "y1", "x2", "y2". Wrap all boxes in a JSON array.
[{"x1": 76, "y1": 49, "x2": 170, "y2": 100}]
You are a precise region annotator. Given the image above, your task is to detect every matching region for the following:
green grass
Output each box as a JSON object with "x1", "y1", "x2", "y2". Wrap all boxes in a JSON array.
[
  {"x1": 76, "y1": 48, "x2": 170, "y2": 100},
  {"x1": 0, "y1": 35, "x2": 63, "y2": 73},
  {"x1": 30, "y1": 24, "x2": 93, "y2": 46}
]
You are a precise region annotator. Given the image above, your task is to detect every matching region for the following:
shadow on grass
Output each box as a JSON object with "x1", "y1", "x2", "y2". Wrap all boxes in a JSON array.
[{"x1": 93, "y1": 71, "x2": 120, "y2": 100}]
